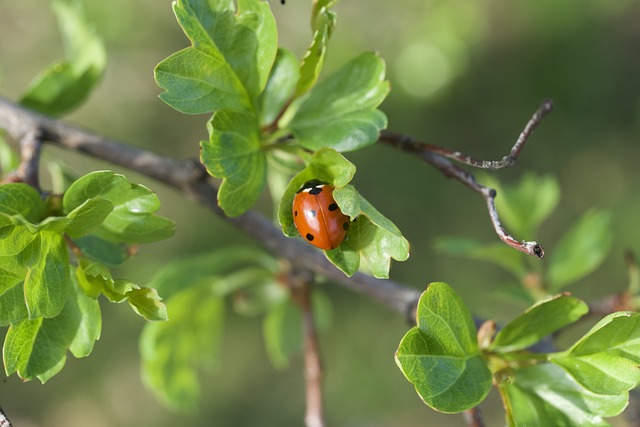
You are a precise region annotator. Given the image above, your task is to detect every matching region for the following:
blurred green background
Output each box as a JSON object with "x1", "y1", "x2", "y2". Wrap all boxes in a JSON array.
[{"x1": 1, "y1": 0, "x2": 640, "y2": 425}]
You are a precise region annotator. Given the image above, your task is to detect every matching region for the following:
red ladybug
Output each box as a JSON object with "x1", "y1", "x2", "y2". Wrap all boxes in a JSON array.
[{"x1": 293, "y1": 180, "x2": 350, "y2": 250}]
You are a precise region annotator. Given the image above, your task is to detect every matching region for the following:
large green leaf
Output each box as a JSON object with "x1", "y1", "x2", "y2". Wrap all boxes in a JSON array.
[
  {"x1": 490, "y1": 294, "x2": 588, "y2": 352},
  {"x1": 295, "y1": 4, "x2": 336, "y2": 96},
  {"x1": 283, "y1": 52, "x2": 389, "y2": 152},
  {"x1": 24, "y1": 232, "x2": 70, "y2": 319},
  {"x1": 200, "y1": 110, "x2": 266, "y2": 216},
  {"x1": 330, "y1": 186, "x2": 409, "y2": 278},
  {"x1": 395, "y1": 283, "x2": 492, "y2": 413},
  {"x1": 550, "y1": 312, "x2": 640, "y2": 395},
  {"x1": 501, "y1": 363, "x2": 627, "y2": 427},
  {"x1": 258, "y1": 48, "x2": 300, "y2": 127},
  {"x1": 156, "y1": 0, "x2": 277, "y2": 114},
  {"x1": 63, "y1": 171, "x2": 175, "y2": 243},
  {"x1": 3, "y1": 280, "x2": 101, "y2": 383},
  {"x1": 20, "y1": 0, "x2": 105, "y2": 116},
  {"x1": 64, "y1": 197, "x2": 114, "y2": 238},
  {"x1": 141, "y1": 282, "x2": 225, "y2": 412},
  {"x1": 547, "y1": 210, "x2": 612, "y2": 291}
]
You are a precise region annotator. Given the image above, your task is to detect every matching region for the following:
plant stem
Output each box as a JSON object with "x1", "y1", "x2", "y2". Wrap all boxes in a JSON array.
[{"x1": 463, "y1": 406, "x2": 486, "y2": 427}]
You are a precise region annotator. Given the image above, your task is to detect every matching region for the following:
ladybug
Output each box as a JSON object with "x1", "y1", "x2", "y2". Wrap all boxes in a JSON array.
[{"x1": 293, "y1": 180, "x2": 350, "y2": 250}]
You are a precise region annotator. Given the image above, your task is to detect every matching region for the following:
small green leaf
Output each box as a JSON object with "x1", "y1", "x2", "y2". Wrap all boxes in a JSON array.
[
  {"x1": 63, "y1": 171, "x2": 175, "y2": 244},
  {"x1": 140, "y1": 283, "x2": 225, "y2": 412},
  {"x1": 3, "y1": 280, "x2": 101, "y2": 383},
  {"x1": 484, "y1": 173, "x2": 560, "y2": 239},
  {"x1": 126, "y1": 287, "x2": 168, "y2": 321},
  {"x1": 283, "y1": 52, "x2": 389, "y2": 152},
  {"x1": 295, "y1": 5, "x2": 336, "y2": 96},
  {"x1": 75, "y1": 258, "x2": 135, "y2": 303},
  {"x1": 395, "y1": 283, "x2": 492, "y2": 413},
  {"x1": 258, "y1": 48, "x2": 300, "y2": 127},
  {"x1": 0, "y1": 183, "x2": 45, "y2": 223},
  {"x1": 71, "y1": 235, "x2": 132, "y2": 266},
  {"x1": 156, "y1": 0, "x2": 277, "y2": 114},
  {"x1": 263, "y1": 299, "x2": 302, "y2": 370},
  {"x1": 146, "y1": 245, "x2": 276, "y2": 299},
  {"x1": 20, "y1": 0, "x2": 105, "y2": 116},
  {"x1": 65, "y1": 197, "x2": 114, "y2": 238},
  {"x1": 434, "y1": 237, "x2": 527, "y2": 279},
  {"x1": 200, "y1": 110, "x2": 266, "y2": 216},
  {"x1": 547, "y1": 210, "x2": 612, "y2": 291},
  {"x1": 332, "y1": 186, "x2": 409, "y2": 278},
  {"x1": 24, "y1": 232, "x2": 70, "y2": 319},
  {"x1": 501, "y1": 363, "x2": 627, "y2": 427},
  {"x1": 0, "y1": 136, "x2": 19, "y2": 175},
  {"x1": 550, "y1": 312, "x2": 640, "y2": 395},
  {"x1": 490, "y1": 294, "x2": 588, "y2": 352}
]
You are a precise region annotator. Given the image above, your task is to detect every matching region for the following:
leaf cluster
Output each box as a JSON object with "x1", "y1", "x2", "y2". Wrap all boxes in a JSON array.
[
  {"x1": 0, "y1": 172, "x2": 174, "y2": 382},
  {"x1": 156, "y1": 0, "x2": 407, "y2": 278},
  {"x1": 395, "y1": 283, "x2": 639, "y2": 426}
]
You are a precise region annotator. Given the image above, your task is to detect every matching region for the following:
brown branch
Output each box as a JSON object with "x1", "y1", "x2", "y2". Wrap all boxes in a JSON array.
[
  {"x1": 288, "y1": 266, "x2": 325, "y2": 427},
  {"x1": 0, "y1": 96, "x2": 421, "y2": 319},
  {"x1": 463, "y1": 406, "x2": 486, "y2": 427},
  {"x1": 378, "y1": 101, "x2": 552, "y2": 259},
  {"x1": 15, "y1": 127, "x2": 43, "y2": 189}
]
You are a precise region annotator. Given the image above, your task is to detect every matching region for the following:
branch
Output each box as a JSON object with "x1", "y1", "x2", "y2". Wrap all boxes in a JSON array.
[
  {"x1": 0, "y1": 96, "x2": 421, "y2": 319},
  {"x1": 379, "y1": 100, "x2": 552, "y2": 258},
  {"x1": 463, "y1": 407, "x2": 486, "y2": 427},
  {"x1": 288, "y1": 266, "x2": 325, "y2": 427}
]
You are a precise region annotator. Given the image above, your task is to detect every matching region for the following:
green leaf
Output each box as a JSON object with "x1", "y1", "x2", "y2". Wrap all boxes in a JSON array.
[
  {"x1": 156, "y1": 0, "x2": 277, "y2": 114},
  {"x1": 283, "y1": 52, "x2": 389, "y2": 152},
  {"x1": 63, "y1": 171, "x2": 175, "y2": 243},
  {"x1": 0, "y1": 136, "x2": 19, "y2": 175},
  {"x1": 295, "y1": 5, "x2": 336, "y2": 96},
  {"x1": 395, "y1": 283, "x2": 492, "y2": 413},
  {"x1": 200, "y1": 110, "x2": 265, "y2": 216},
  {"x1": 550, "y1": 312, "x2": 640, "y2": 395},
  {"x1": 140, "y1": 282, "x2": 225, "y2": 412},
  {"x1": 547, "y1": 210, "x2": 612, "y2": 291},
  {"x1": 501, "y1": 363, "x2": 627, "y2": 427},
  {"x1": 434, "y1": 237, "x2": 527, "y2": 279},
  {"x1": 71, "y1": 235, "x2": 132, "y2": 266},
  {"x1": 279, "y1": 148, "x2": 356, "y2": 237},
  {"x1": 75, "y1": 258, "x2": 130, "y2": 300},
  {"x1": 65, "y1": 197, "x2": 114, "y2": 238},
  {"x1": 24, "y1": 232, "x2": 70, "y2": 319},
  {"x1": 484, "y1": 173, "x2": 560, "y2": 239},
  {"x1": 20, "y1": 0, "x2": 105, "y2": 116},
  {"x1": 146, "y1": 245, "x2": 276, "y2": 299},
  {"x1": 3, "y1": 280, "x2": 101, "y2": 383},
  {"x1": 490, "y1": 294, "x2": 588, "y2": 352},
  {"x1": 126, "y1": 288, "x2": 168, "y2": 321},
  {"x1": 331, "y1": 186, "x2": 410, "y2": 278},
  {"x1": 263, "y1": 299, "x2": 302, "y2": 370},
  {"x1": 258, "y1": 48, "x2": 300, "y2": 127},
  {"x1": 0, "y1": 183, "x2": 45, "y2": 223},
  {"x1": 0, "y1": 266, "x2": 22, "y2": 297},
  {"x1": 0, "y1": 285, "x2": 28, "y2": 327}
]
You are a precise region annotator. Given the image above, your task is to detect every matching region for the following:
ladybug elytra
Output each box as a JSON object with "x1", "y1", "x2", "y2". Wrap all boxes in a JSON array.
[{"x1": 292, "y1": 180, "x2": 350, "y2": 250}]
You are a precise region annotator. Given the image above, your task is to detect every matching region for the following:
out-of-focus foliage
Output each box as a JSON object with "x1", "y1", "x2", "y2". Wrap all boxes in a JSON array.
[{"x1": 0, "y1": 0, "x2": 639, "y2": 426}]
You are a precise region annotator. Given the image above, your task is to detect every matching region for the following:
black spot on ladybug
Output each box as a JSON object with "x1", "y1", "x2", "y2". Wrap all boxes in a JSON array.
[
  {"x1": 343, "y1": 222, "x2": 349, "y2": 230},
  {"x1": 294, "y1": 210, "x2": 298, "y2": 217},
  {"x1": 306, "y1": 209, "x2": 317, "y2": 218},
  {"x1": 309, "y1": 186, "x2": 323, "y2": 195},
  {"x1": 306, "y1": 233, "x2": 315, "y2": 242},
  {"x1": 328, "y1": 203, "x2": 338, "y2": 211}
]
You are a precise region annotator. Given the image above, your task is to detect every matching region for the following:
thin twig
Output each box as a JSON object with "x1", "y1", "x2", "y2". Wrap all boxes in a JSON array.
[
  {"x1": 0, "y1": 96, "x2": 421, "y2": 320},
  {"x1": 378, "y1": 101, "x2": 552, "y2": 258},
  {"x1": 463, "y1": 406, "x2": 486, "y2": 427},
  {"x1": 288, "y1": 266, "x2": 325, "y2": 427},
  {"x1": 0, "y1": 406, "x2": 11, "y2": 427},
  {"x1": 15, "y1": 127, "x2": 43, "y2": 189}
]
